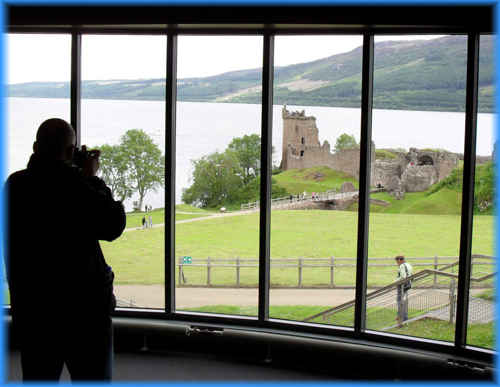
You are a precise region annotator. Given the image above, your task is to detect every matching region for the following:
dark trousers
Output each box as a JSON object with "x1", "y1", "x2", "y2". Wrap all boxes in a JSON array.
[
  {"x1": 18, "y1": 316, "x2": 113, "y2": 382},
  {"x1": 397, "y1": 285, "x2": 409, "y2": 322}
]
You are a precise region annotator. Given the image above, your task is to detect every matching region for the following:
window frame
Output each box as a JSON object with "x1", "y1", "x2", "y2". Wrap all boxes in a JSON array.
[{"x1": 6, "y1": 5, "x2": 495, "y2": 364}]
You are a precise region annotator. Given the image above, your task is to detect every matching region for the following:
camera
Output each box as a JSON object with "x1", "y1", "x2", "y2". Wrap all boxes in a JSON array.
[{"x1": 73, "y1": 146, "x2": 90, "y2": 168}]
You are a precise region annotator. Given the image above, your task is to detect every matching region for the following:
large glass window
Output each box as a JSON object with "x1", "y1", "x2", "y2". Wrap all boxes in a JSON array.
[
  {"x1": 5, "y1": 33, "x2": 71, "y2": 304},
  {"x1": 269, "y1": 35, "x2": 362, "y2": 326},
  {"x1": 364, "y1": 35, "x2": 468, "y2": 341},
  {"x1": 467, "y1": 34, "x2": 496, "y2": 350},
  {"x1": 4, "y1": 27, "x2": 493, "y2": 358},
  {"x1": 175, "y1": 36, "x2": 262, "y2": 316},
  {"x1": 7, "y1": 33, "x2": 71, "y2": 178},
  {"x1": 81, "y1": 35, "x2": 167, "y2": 309}
]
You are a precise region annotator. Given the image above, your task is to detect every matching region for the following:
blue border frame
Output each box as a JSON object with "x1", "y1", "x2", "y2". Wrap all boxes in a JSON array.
[{"x1": 0, "y1": 0, "x2": 497, "y2": 385}]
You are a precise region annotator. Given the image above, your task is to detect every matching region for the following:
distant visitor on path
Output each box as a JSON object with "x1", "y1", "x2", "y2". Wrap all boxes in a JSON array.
[
  {"x1": 5, "y1": 118, "x2": 126, "y2": 381},
  {"x1": 149, "y1": 215, "x2": 153, "y2": 228},
  {"x1": 395, "y1": 255, "x2": 413, "y2": 326},
  {"x1": 142, "y1": 216, "x2": 147, "y2": 229}
]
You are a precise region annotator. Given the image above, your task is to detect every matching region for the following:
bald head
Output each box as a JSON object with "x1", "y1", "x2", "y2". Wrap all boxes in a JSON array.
[{"x1": 34, "y1": 118, "x2": 76, "y2": 160}]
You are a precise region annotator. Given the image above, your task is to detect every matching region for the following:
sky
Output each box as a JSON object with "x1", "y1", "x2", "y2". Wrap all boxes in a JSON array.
[{"x1": 6, "y1": 33, "x2": 443, "y2": 84}]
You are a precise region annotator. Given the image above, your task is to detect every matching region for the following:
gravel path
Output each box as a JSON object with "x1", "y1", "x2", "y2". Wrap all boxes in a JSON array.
[
  {"x1": 115, "y1": 286, "x2": 356, "y2": 309},
  {"x1": 124, "y1": 210, "x2": 257, "y2": 232}
]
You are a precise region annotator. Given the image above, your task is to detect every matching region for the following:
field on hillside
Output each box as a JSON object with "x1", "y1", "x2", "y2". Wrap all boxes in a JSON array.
[
  {"x1": 273, "y1": 166, "x2": 358, "y2": 195},
  {"x1": 102, "y1": 210, "x2": 494, "y2": 286},
  {"x1": 367, "y1": 188, "x2": 463, "y2": 215}
]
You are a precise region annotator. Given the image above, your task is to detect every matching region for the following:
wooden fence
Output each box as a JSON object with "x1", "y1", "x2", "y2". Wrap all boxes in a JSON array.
[{"x1": 177, "y1": 255, "x2": 495, "y2": 288}]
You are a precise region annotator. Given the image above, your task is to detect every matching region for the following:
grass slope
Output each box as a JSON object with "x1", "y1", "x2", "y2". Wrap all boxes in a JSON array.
[
  {"x1": 273, "y1": 166, "x2": 357, "y2": 194},
  {"x1": 102, "y1": 210, "x2": 494, "y2": 285},
  {"x1": 368, "y1": 188, "x2": 462, "y2": 215}
]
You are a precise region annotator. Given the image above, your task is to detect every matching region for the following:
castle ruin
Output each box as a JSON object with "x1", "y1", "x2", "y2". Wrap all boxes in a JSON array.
[
  {"x1": 280, "y1": 105, "x2": 460, "y2": 196},
  {"x1": 280, "y1": 105, "x2": 374, "y2": 179}
]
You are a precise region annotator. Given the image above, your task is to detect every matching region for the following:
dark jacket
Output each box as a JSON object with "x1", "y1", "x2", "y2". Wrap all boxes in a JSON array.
[{"x1": 6, "y1": 154, "x2": 126, "y2": 328}]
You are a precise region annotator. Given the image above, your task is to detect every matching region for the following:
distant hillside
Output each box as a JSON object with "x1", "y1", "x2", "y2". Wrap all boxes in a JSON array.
[{"x1": 8, "y1": 35, "x2": 494, "y2": 113}]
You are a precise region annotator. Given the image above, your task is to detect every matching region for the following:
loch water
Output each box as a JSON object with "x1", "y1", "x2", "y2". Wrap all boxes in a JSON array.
[{"x1": 7, "y1": 97, "x2": 495, "y2": 210}]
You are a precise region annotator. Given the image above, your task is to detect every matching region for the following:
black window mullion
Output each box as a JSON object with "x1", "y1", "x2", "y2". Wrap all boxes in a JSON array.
[
  {"x1": 258, "y1": 33, "x2": 274, "y2": 322},
  {"x1": 165, "y1": 32, "x2": 177, "y2": 315},
  {"x1": 70, "y1": 31, "x2": 81, "y2": 146},
  {"x1": 455, "y1": 32, "x2": 480, "y2": 349},
  {"x1": 354, "y1": 33, "x2": 374, "y2": 334}
]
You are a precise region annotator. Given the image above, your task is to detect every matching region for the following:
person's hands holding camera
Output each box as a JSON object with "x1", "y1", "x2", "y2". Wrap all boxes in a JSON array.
[{"x1": 81, "y1": 145, "x2": 101, "y2": 177}]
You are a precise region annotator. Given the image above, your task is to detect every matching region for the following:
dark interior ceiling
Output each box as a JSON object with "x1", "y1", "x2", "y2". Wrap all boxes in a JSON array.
[{"x1": 7, "y1": 5, "x2": 494, "y2": 33}]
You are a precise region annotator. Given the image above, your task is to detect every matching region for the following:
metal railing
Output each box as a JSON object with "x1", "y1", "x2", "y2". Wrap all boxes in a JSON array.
[
  {"x1": 303, "y1": 261, "x2": 496, "y2": 330},
  {"x1": 240, "y1": 187, "x2": 386, "y2": 210}
]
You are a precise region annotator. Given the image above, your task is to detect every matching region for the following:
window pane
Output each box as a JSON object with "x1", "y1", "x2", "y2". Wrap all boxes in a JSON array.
[
  {"x1": 269, "y1": 35, "x2": 362, "y2": 326},
  {"x1": 467, "y1": 34, "x2": 496, "y2": 350},
  {"x1": 5, "y1": 33, "x2": 71, "y2": 304},
  {"x1": 175, "y1": 36, "x2": 262, "y2": 316},
  {"x1": 365, "y1": 35, "x2": 469, "y2": 341},
  {"x1": 81, "y1": 35, "x2": 167, "y2": 309}
]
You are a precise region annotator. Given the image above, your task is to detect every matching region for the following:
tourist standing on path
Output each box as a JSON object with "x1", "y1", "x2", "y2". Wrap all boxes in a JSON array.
[
  {"x1": 142, "y1": 216, "x2": 147, "y2": 229},
  {"x1": 395, "y1": 255, "x2": 413, "y2": 325},
  {"x1": 6, "y1": 118, "x2": 126, "y2": 381},
  {"x1": 149, "y1": 215, "x2": 153, "y2": 228}
]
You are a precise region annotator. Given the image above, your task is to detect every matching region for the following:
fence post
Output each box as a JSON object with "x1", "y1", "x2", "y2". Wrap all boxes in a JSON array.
[
  {"x1": 330, "y1": 256, "x2": 335, "y2": 288},
  {"x1": 236, "y1": 257, "x2": 240, "y2": 287},
  {"x1": 178, "y1": 257, "x2": 182, "y2": 285},
  {"x1": 207, "y1": 256, "x2": 211, "y2": 286},
  {"x1": 449, "y1": 279, "x2": 456, "y2": 324},
  {"x1": 434, "y1": 255, "x2": 438, "y2": 287},
  {"x1": 298, "y1": 258, "x2": 303, "y2": 288}
]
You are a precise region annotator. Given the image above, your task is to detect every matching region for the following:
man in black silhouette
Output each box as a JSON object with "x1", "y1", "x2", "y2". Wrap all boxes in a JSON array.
[{"x1": 6, "y1": 118, "x2": 126, "y2": 381}]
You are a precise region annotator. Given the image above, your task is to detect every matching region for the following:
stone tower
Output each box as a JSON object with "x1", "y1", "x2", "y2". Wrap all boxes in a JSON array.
[{"x1": 280, "y1": 105, "x2": 320, "y2": 170}]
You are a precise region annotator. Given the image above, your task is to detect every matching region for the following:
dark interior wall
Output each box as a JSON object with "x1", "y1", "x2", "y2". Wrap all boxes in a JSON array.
[
  {"x1": 7, "y1": 5, "x2": 493, "y2": 33},
  {"x1": 6, "y1": 317, "x2": 495, "y2": 380}
]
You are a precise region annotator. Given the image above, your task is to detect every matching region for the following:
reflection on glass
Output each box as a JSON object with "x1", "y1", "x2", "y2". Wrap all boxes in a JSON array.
[
  {"x1": 6, "y1": 33, "x2": 72, "y2": 304},
  {"x1": 269, "y1": 36, "x2": 362, "y2": 326},
  {"x1": 81, "y1": 35, "x2": 167, "y2": 309},
  {"x1": 175, "y1": 36, "x2": 262, "y2": 316},
  {"x1": 467, "y1": 35, "x2": 495, "y2": 350},
  {"x1": 365, "y1": 35, "x2": 471, "y2": 341}
]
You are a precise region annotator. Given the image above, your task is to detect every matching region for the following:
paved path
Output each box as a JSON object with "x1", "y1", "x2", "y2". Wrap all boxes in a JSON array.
[
  {"x1": 115, "y1": 286, "x2": 356, "y2": 309},
  {"x1": 124, "y1": 210, "x2": 257, "y2": 232}
]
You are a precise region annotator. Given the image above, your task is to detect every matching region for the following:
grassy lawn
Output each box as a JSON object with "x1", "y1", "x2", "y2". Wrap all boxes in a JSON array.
[
  {"x1": 102, "y1": 210, "x2": 494, "y2": 286},
  {"x1": 355, "y1": 188, "x2": 462, "y2": 215},
  {"x1": 273, "y1": 166, "x2": 358, "y2": 194},
  {"x1": 388, "y1": 318, "x2": 495, "y2": 350}
]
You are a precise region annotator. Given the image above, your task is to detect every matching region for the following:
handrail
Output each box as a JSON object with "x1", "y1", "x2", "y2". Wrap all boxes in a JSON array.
[{"x1": 303, "y1": 261, "x2": 496, "y2": 322}]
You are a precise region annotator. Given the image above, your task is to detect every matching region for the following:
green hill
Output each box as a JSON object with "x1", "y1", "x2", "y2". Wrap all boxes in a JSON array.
[
  {"x1": 367, "y1": 161, "x2": 494, "y2": 215},
  {"x1": 273, "y1": 166, "x2": 357, "y2": 195},
  {"x1": 8, "y1": 35, "x2": 494, "y2": 113},
  {"x1": 369, "y1": 189, "x2": 462, "y2": 215},
  {"x1": 282, "y1": 162, "x2": 494, "y2": 216}
]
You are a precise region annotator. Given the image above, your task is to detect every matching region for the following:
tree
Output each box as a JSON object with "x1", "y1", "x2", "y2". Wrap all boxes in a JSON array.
[
  {"x1": 119, "y1": 129, "x2": 165, "y2": 211},
  {"x1": 97, "y1": 144, "x2": 133, "y2": 202},
  {"x1": 334, "y1": 133, "x2": 358, "y2": 153},
  {"x1": 182, "y1": 151, "x2": 244, "y2": 208},
  {"x1": 182, "y1": 134, "x2": 283, "y2": 208},
  {"x1": 227, "y1": 134, "x2": 261, "y2": 184}
]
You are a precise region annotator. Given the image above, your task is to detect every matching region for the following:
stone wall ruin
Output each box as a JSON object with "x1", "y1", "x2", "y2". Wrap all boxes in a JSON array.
[{"x1": 280, "y1": 106, "x2": 460, "y2": 197}]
